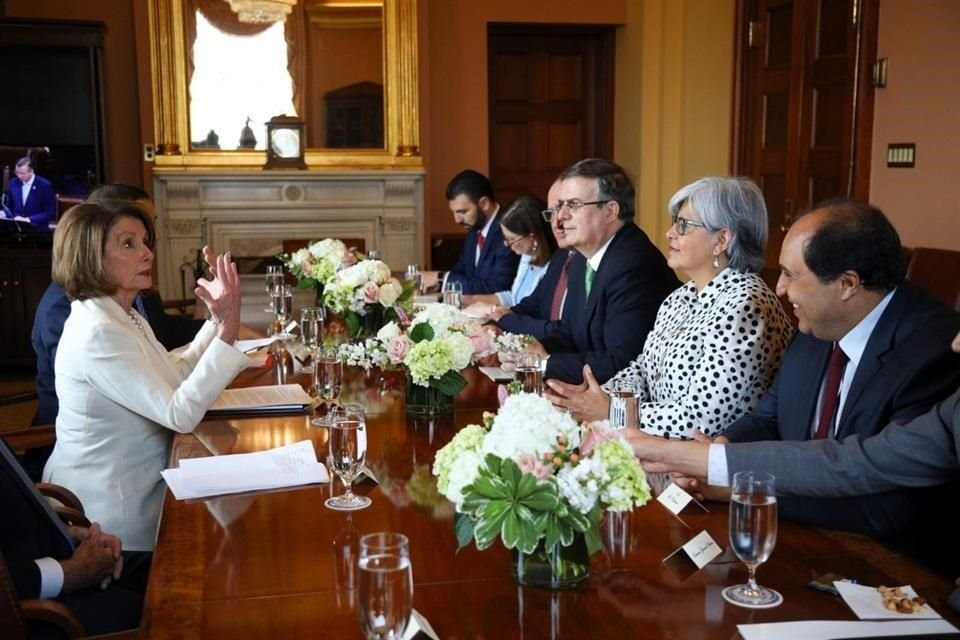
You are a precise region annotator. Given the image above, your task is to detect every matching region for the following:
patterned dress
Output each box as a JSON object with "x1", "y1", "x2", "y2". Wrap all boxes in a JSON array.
[{"x1": 602, "y1": 268, "x2": 794, "y2": 438}]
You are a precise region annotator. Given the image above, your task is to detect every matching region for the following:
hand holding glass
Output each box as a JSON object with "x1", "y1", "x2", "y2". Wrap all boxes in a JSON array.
[
  {"x1": 722, "y1": 471, "x2": 783, "y2": 608},
  {"x1": 325, "y1": 407, "x2": 372, "y2": 511},
  {"x1": 359, "y1": 532, "x2": 413, "y2": 640}
]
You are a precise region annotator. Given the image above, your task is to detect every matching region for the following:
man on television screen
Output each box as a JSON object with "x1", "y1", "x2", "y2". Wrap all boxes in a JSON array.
[{"x1": 2, "y1": 156, "x2": 56, "y2": 232}]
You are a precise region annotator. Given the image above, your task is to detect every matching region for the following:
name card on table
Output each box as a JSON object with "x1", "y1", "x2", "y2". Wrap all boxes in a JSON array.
[
  {"x1": 662, "y1": 530, "x2": 723, "y2": 581},
  {"x1": 656, "y1": 482, "x2": 710, "y2": 529}
]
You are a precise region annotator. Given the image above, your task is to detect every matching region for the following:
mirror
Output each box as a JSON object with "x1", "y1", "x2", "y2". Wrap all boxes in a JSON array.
[
  {"x1": 147, "y1": 0, "x2": 421, "y2": 168},
  {"x1": 186, "y1": 0, "x2": 384, "y2": 151}
]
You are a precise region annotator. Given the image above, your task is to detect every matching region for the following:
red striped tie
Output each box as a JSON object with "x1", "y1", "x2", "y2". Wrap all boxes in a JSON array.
[{"x1": 814, "y1": 344, "x2": 848, "y2": 439}]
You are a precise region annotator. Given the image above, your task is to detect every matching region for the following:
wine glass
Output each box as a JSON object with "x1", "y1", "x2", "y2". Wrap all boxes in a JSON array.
[
  {"x1": 312, "y1": 346, "x2": 344, "y2": 425},
  {"x1": 300, "y1": 307, "x2": 324, "y2": 372},
  {"x1": 264, "y1": 265, "x2": 284, "y2": 312},
  {"x1": 325, "y1": 407, "x2": 372, "y2": 511},
  {"x1": 722, "y1": 471, "x2": 783, "y2": 608},
  {"x1": 358, "y1": 532, "x2": 413, "y2": 640},
  {"x1": 271, "y1": 283, "x2": 294, "y2": 340}
]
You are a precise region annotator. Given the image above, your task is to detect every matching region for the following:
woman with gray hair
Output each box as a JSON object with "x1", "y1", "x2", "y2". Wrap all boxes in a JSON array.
[{"x1": 545, "y1": 176, "x2": 793, "y2": 438}]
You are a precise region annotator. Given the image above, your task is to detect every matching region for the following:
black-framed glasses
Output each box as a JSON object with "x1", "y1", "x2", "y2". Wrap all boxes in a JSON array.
[
  {"x1": 671, "y1": 214, "x2": 708, "y2": 236},
  {"x1": 541, "y1": 199, "x2": 611, "y2": 222},
  {"x1": 502, "y1": 233, "x2": 530, "y2": 249}
]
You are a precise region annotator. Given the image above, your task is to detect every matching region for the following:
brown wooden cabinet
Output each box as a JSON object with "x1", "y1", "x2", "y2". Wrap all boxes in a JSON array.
[{"x1": 0, "y1": 239, "x2": 52, "y2": 367}]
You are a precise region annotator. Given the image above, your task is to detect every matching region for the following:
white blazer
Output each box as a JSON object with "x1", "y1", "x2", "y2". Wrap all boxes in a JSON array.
[{"x1": 43, "y1": 297, "x2": 249, "y2": 550}]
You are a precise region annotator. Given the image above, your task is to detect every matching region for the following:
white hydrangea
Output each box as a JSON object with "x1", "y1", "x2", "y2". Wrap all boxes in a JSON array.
[
  {"x1": 555, "y1": 457, "x2": 603, "y2": 514},
  {"x1": 409, "y1": 303, "x2": 465, "y2": 338},
  {"x1": 446, "y1": 333, "x2": 475, "y2": 371},
  {"x1": 378, "y1": 278, "x2": 403, "y2": 306},
  {"x1": 309, "y1": 238, "x2": 347, "y2": 263},
  {"x1": 481, "y1": 394, "x2": 582, "y2": 462}
]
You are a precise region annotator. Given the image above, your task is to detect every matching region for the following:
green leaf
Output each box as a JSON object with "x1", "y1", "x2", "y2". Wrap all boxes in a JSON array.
[
  {"x1": 470, "y1": 475, "x2": 508, "y2": 500},
  {"x1": 521, "y1": 487, "x2": 560, "y2": 512},
  {"x1": 517, "y1": 522, "x2": 541, "y2": 555},
  {"x1": 482, "y1": 500, "x2": 511, "y2": 523},
  {"x1": 460, "y1": 492, "x2": 491, "y2": 515},
  {"x1": 432, "y1": 370, "x2": 467, "y2": 396},
  {"x1": 544, "y1": 518, "x2": 561, "y2": 550},
  {"x1": 584, "y1": 521, "x2": 603, "y2": 557},
  {"x1": 409, "y1": 322, "x2": 434, "y2": 343},
  {"x1": 475, "y1": 506, "x2": 509, "y2": 549},
  {"x1": 515, "y1": 473, "x2": 538, "y2": 499},
  {"x1": 500, "y1": 457, "x2": 521, "y2": 491},
  {"x1": 345, "y1": 312, "x2": 361, "y2": 336},
  {"x1": 501, "y1": 511, "x2": 521, "y2": 549},
  {"x1": 454, "y1": 512, "x2": 475, "y2": 550}
]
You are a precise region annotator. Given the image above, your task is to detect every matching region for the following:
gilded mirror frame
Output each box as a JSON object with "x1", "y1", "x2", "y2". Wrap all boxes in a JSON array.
[{"x1": 147, "y1": 0, "x2": 420, "y2": 168}]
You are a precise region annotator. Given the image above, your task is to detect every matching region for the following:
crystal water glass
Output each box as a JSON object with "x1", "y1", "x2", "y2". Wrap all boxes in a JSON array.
[
  {"x1": 271, "y1": 283, "x2": 294, "y2": 340},
  {"x1": 300, "y1": 307, "x2": 324, "y2": 371},
  {"x1": 722, "y1": 471, "x2": 783, "y2": 608},
  {"x1": 325, "y1": 407, "x2": 372, "y2": 511},
  {"x1": 264, "y1": 265, "x2": 284, "y2": 312},
  {"x1": 358, "y1": 532, "x2": 413, "y2": 640},
  {"x1": 516, "y1": 352, "x2": 543, "y2": 395},
  {"x1": 442, "y1": 280, "x2": 462, "y2": 309},
  {"x1": 404, "y1": 264, "x2": 422, "y2": 294},
  {"x1": 312, "y1": 345, "x2": 344, "y2": 426}
]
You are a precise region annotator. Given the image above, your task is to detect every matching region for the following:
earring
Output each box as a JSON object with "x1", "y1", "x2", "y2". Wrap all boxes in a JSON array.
[
  {"x1": 533, "y1": 241, "x2": 538, "y2": 252},
  {"x1": 712, "y1": 254, "x2": 721, "y2": 269}
]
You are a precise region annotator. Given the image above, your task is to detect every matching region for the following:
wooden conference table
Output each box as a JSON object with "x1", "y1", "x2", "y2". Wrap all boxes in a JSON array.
[{"x1": 141, "y1": 358, "x2": 959, "y2": 639}]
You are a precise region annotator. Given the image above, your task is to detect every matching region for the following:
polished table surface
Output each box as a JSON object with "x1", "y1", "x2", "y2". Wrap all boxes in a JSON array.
[{"x1": 141, "y1": 359, "x2": 960, "y2": 639}]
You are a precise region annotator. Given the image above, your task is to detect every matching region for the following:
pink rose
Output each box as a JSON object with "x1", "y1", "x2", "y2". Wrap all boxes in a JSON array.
[
  {"x1": 386, "y1": 335, "x2": 412, "y2": 364},
  {"x1": 469, "y1": 330, "x2": 492, "y2": 355},
  {"x1": 362, "y1": 281, "x2": 380, "y2": 304},
  {"x1": 342, "y1": 252, "x2": 358, "y2": 267},
  {"x1": 517, "y1": 454, "x2": 551, "y2": 482}
]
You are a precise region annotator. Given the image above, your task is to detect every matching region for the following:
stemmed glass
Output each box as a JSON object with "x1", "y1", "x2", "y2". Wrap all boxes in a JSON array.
[
  {"x1": 300, "y1": 307, "x2": 324, "y2": 372},
  {"x1": 271, "y1": 283, "x2": 294, "y2": 340},
  {"x1": 722, "y1": 471, "x2": 783, "y2": 608},
  {"x1": 264, "y1": 265, "x2": 284, "y2": 312},
  {"x1": 358, "y1": 532, "x2": 413, "y2": 640},
  {"x1": 312, "y1": 346, "x2": 344, "y2": 426},
  {"x1": 325, "y1": 407, "x2": 372, "y2": 511}
]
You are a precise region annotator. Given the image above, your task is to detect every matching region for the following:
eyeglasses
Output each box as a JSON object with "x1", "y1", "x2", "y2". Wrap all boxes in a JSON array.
[
  {"x1": 502, "y1": 234, "x2": 530, "y2": 249},
  {"x1": 671, "y1": 214, "x2": 708, "y2": 236},
  {"x1": 541, "y1": 199, "x2": 611, "y2": 222}
]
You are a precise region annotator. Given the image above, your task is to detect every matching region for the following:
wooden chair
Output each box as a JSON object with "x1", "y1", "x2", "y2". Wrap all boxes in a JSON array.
[{"x1": 905, "y1": 246, "x2": 960, "y2": 311}]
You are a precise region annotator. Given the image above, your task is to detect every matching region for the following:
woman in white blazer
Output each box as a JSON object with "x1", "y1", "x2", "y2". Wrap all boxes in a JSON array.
[{"x1": 42, "y1": 201, "x2": 250, "y2": 551}]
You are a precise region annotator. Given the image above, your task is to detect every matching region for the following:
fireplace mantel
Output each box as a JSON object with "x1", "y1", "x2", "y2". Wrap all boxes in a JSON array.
[{"x1": 152, "y1": 169, "x2": 424, "y2": 301}]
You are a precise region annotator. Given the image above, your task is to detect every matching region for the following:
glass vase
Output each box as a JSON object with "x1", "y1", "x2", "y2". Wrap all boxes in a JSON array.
[
  {"x1": 510, "y1": 534, "x2": 590, "y2": 590},
  {"x1": 360, "y1": 303, "x2": 385, "y2": 338},
  {"x1": 405, "y1": 383, "x2": 454, "y2": 416}
]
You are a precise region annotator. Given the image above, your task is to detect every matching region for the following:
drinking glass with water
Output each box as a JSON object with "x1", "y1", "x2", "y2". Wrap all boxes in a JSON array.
[
  {"x1": 404, "y1": 264, "x2": 422, "y2": 294},
  {"x1": 325, "y1": 407, "x2": 372, "y2": 511},
  {"x1": 442, "y1": 281, "x2": 463, "y2": 309},
  {"x1": 515, "y1": 352, "x2": 543, "y2": 395},
  {"x1": 722, "y1": 471, "x2": 783, "y2": 608},
  {"x1": 264, "y1": 265, "x2": 284, "y2": 312},
  {"x1": 358, "y1": 532, "x2": 413, "y2": 640},
  {"x1": 271, "y1": 284, "x2": 294, "y2": 340}
]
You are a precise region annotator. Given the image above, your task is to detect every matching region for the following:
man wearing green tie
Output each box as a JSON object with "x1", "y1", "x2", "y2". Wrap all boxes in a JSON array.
[{"x1": 526, "y1": 159, "x2": 680, "y2": 385}]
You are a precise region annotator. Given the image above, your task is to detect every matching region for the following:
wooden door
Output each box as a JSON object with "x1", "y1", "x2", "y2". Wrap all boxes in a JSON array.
[
  {"x1": 734, "y1": 0, "x2": 878, "y2": 267},
  {"x1": 488, "y1": 25, "x2": 614, "y2": 206}
]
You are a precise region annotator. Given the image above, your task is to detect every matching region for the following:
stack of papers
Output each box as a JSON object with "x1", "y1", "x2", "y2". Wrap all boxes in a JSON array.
[
  {"x1": 206, "y1": 384, "x2": 314, "y2": 416},
  {"x1": 162, "y1": 440, "x2": 329, "y2": 500}
]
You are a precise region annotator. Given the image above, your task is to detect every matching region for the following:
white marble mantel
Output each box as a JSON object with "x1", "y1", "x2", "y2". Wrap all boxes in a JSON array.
[{"x1": 152, "y1": 169, "x2": 424, "y2": 301}]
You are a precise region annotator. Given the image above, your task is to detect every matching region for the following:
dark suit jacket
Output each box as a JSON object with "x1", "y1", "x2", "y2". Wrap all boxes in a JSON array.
[
  {"x1": 3, "y1": 175, "x2": 56, "y2": 230},
  {"x1": 498, "y1": 249, "x2": 584, "y2": 340},
  {"x1": 723, "y1": 282, "x2": 960, "y2": 541},
  {"x1": 0, "y1": 444, "x2": 74, "y2": 599},
  {"x1": 446, "y1": 219, "x2": 520, "y2": 295},
  {"x1": 541, "y1": 223, "x2": 680, "y2": 385}
]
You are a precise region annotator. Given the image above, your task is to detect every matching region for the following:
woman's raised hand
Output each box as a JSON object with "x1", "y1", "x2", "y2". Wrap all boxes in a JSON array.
[{"x1": 195, "y1": 248, "x2": 241, "y2": 344}]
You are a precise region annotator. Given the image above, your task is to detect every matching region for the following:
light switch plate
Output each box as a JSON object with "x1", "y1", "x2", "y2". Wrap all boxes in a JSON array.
[{"x1": 144, "y1": 144, "x2": 155, "y2": 162}]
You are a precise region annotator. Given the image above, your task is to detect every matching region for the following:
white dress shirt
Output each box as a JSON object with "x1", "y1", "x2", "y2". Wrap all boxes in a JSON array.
[{"x1": 21, "y1": 175, "x2": 35, "y2": 206}]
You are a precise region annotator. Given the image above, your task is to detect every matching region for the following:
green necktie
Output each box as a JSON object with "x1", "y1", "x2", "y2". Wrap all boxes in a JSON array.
[{"x1": 585, "y1": 264, "x2": 596, "y2": 299}]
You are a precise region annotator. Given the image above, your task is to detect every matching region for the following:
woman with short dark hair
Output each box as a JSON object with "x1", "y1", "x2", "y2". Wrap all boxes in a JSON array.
[{"x1": 43, "y1": 201, "x2": 249, "y2": 550}]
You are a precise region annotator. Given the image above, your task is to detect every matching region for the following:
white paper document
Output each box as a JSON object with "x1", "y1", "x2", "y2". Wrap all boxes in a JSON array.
[
  {"x1": 738, "y1": 619, "x2": 958, "y2": 640},
  {"x1": 207, "y1": 384, "x2": 314, "y2": 415},
  {"x1": 835, "y1": 582, "x2": 943, "y2": 620},
  {"x1": 235, "y1": 336, "x2": 281, "y2": 353},
  {"x1": 162, "y1": 440, "x2": 329, "y2": 500},
  {"x1": 479, "y1": 366, "x2": 514, "y2": 382}
]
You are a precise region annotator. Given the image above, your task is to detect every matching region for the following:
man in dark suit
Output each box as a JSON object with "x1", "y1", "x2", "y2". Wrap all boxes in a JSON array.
[
  {"x1": 422, "y1": 170, "x2": 520, "y2": 295},
  {"x1": 0, "y1": 442, "x2": 147, "y2": 636},
  {"x1": 532, "y1": 159, "x2": 680, "y2": 384},
  {"x1": 617, "y1": 199, "x2": 960, "y2": 560},
  {"x1": 496, "y1": 179, "x2": 584, "y2": 340},
  {"x1": 2, "y1": 157, "x2": 56, "y2": 231}
]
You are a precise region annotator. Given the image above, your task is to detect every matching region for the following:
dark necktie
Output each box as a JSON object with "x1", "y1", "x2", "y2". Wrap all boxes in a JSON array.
[
  {"x1": 476, "y1": 232, "x2": 485, "y2": 258},
  {"x1": 814, "y1": 343, "x2": 848, "y2": 439},
  {"x1": 549, "y1": 252, "x2": 575, "y2": 321},
  {"x1": 584, "y1": 263, "x2": 597, "y2": 299},
  {"x1": 0, "y1": 441, "x2": 74, "y2": 551}
]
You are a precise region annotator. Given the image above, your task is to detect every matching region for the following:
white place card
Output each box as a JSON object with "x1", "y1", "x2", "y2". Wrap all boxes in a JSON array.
[
  {"x1": 681, "y1": 530, "x2": 723, "y2": 569},
  {"x1": 657, "y1": 482, "x2": 694, "y2": 514},
  {"x1": 402, "y1": 608, "x2": 439, "y2": 640}
]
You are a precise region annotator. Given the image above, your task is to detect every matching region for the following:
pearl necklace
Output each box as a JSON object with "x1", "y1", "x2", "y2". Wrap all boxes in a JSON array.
[{"x1": 127, "y1": 308, "x2": 147, "y2": 337}]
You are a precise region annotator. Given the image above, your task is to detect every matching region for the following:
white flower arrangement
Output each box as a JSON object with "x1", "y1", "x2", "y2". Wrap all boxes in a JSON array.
[
  {"x1": 322, "y1": 259, "x2": 406, "y2": 316},
  {"x1": 281, "y1": 238, "x2": 357, "y2": 288},
  {"x1": 346, "y1": 303, "x2": 496, "y2": 393},
  {"x1": 432, "y1": 394, "x2": 651, "y2": 558}
]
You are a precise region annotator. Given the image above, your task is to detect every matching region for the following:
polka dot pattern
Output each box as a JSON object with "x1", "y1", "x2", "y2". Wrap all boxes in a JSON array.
[{"x1": 602, "y1": 269, "x2": 794, "y2": 439}]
